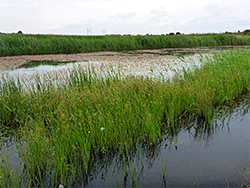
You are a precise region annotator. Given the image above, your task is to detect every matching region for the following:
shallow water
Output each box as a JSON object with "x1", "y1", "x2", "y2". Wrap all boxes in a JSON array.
[
  {"x1": 0, "y1": 61, "x2": 99, "y2": 77},
  {"x1": 129, "y1": 45, "x2": 250, "y2": 56},
  {"x1": 0, "y1": 54, "x2": 204, "y2": 89},
  {"x1": 79, "y1": 99, "x2": 249, "y2": 188},
  {"x1": 4, "y1": 102, "x2": 248, "y2": 187},
  {"x1": 1, "y1": 46, "x2": 248, "y2": 83},
  {"x1": 2, "y1": 95, "x2": 245, "y2": 187},
  {"x1": 0, "y1": 47, "x2": 249, "y2": 187}
]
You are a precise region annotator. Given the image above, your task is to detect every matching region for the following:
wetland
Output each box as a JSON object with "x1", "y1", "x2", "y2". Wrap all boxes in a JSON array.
[{"x1": 0, "y1": 46, "x2": 249, "y2": 187}]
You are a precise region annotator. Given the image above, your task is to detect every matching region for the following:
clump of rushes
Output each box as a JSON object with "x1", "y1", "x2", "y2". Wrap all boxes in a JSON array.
[
  {"x1": 0, "y1": 49, "x2": 250, "y2": 186},
  {"x1": 0, "y1": 33, "x2": 250, "y2": 56}
]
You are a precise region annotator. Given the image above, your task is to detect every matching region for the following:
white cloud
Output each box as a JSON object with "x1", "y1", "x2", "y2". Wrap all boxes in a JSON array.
[
  {"x1": 0, "y1": 0, "x2": 249, "y2": 34},
  {"x1": 150, "y1": 7, "x2": 168, "y2": 18}
]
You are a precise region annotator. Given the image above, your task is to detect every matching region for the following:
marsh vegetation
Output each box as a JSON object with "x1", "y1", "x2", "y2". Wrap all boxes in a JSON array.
[
  {"x1": 1, "y1": 33, "x2": 250, "y2": 56},
  {"x1": 0, "y1": 47, "x2": 249, "y2": 187}
]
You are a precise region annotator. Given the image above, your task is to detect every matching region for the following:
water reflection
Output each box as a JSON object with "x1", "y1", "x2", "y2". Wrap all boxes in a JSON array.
[
  {"x1": 18, "y1": 60, "x2": 77, "y2": 69},
  {"x1": 186, "y1": 95, "x2": 250, "y2": 143},
  {"x1": 0, "y1": 53, "x2": 204, "y2": 94},
  {"x1": 43, "y1": 94, "x2": 250, "y2": 187},
  {"x1": 1, "y1": 92, "x2": 249, "y2": 187}
]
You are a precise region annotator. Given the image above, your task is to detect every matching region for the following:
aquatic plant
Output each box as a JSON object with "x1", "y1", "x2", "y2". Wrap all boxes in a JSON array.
[
  {"x1": 0, "y1": 49, "x2": 249, "y2": 186},
  {"x1": 0, "y1": 33, "x2": 250, "y2": 56}
]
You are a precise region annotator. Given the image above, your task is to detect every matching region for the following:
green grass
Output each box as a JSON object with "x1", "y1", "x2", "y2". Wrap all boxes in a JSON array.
[
  {"x1": 0, "y1": 49, "x2": 250, "y2": 186},
  {"x1": 0, "y1": 33, "x2": 250, "y2": 56}
]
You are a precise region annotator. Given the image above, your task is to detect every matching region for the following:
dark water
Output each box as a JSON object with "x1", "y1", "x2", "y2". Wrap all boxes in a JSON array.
[
  {"x1": 0, "y1": 47, "x2": 250, "y2": 187},
  {"x1": 1, "y1": 61, "x2": 90, "y2": 76},
  {"x1": 18, "y1": 60, "x2": 77, "y2": 69},
  {"x1": 67, "y1": 96, "x2": 249, "y2": 188},
  {"x1": 1, "y1": 96, "x2": 249, "y2": 187}
]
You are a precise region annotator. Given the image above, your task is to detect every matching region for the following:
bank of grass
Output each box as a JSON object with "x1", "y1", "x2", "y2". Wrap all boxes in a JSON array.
[
  {"x1": 0, "y1": 49, "x2": 250, "y2": 186},
  {"x1": 0, "y1": 33, "x2": 250, "y2": 56}
]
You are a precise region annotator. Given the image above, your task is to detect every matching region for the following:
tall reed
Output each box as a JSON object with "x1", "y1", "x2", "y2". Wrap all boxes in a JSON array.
[{"x1": 0, "y1": 33, "x2": 250, "y2": 56}]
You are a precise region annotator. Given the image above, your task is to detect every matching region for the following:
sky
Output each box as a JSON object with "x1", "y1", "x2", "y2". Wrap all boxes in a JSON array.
[{"x1": 0, "y1": 0, "x2": 250, "y2": 35}]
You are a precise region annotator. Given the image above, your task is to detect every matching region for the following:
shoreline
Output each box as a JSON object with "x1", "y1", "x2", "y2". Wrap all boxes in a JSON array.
[{"x1": 1, "y1": 45, "x2": 247, "y2": 71}]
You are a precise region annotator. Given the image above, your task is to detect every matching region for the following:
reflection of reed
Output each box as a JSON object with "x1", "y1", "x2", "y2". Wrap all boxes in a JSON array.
[
  {"x1": 0, "y1": 130, "x2": 19, "y2": 148},
  {"x1": 2, "y1": 93, "x2": 249, "y2": 187},
  {"x1": 18, "y1": 60, "x2": 76, "y2": 69},
  {"x1": 238, "y1": 168, "x2": 250, "y2": 187},
  {"x1": 1, "y1": 95, "x2": 249, "y2": 187},
  {"x1": 181, "y1": 93, "x2": 250, "y2": 143},
  {"x1": 67, "y1": 138, "x2": 164, "y2": 187},
  {"x1": 57, "y1": 94, "x2": 250, "y2": 187}
]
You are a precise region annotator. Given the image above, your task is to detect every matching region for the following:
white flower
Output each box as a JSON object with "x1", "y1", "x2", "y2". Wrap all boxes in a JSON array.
[
  {"x1": 58, "y1": 184, "x2": 64, "y2": 188},
  {"x1": 100, "y1": 127, "x2": 105, "y2": 131},
  {"x1": 88, "y1": 131, "x2": 91, "y2": 134}
]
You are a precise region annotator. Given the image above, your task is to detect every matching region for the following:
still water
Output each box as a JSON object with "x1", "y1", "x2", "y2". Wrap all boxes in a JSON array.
[
  {"x1": 0, "y1": 47, "x2": 249, "y2": 187},
  {"x1": 2, "y1": 103, "x2": 249, "y2": 187},
  {"x1": 76, "y1": 97, "x2": 249, "y2": 188}
]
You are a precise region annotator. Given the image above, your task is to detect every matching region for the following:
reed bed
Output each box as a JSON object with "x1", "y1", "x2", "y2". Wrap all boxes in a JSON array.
[
  {"x1": 0, "y1": 49, "x2": 250, "y2": 187},
  {"x1": 1, "y1": 33, "x2": 250, "y2": 56}
]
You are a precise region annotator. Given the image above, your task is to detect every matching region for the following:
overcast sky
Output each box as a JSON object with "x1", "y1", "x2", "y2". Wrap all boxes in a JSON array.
[{"x1": 0, "y1": 0, "x2": 249, "y2": 35}]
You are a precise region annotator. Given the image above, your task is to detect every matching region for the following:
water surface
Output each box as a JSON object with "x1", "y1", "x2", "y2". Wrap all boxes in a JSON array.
[
  {"x1": 83, "y1": 100, "x2": 250, "y2": 187},
  {"x1": 0, "y1": 47, "x2": 249, "y2": 187}
]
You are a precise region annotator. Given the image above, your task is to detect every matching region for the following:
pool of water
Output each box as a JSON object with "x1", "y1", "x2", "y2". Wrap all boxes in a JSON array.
[
  {"x1": 0, "y1": 47, "x2": 249, "y2": 187},
  {"x1": 0, "y1": 61, "x2": 98, "y2": 77},
  {"x1": 1, "y1": 46, "x2": 248, "y2": 84},
  {"x1": 76, "y1": 97, "x2": 249, "y2": 188},
  {"x1": 4, "y1": 99, "x2": 248, "y2": 187},
  {"x1": 0, "y1": 53, "x2": 204, "y2": 90}
]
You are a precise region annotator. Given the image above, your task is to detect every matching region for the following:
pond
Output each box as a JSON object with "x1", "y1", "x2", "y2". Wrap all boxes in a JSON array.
[
  {"x1": 73, "y1": 95, "x2": 250, "y2": 188},
  {"x1": 0, "y1": 46, "x2": 249, "y2": 187},
  {"x1": 1, "y1": 45, "x2": 249, "y2": 80},
  {"x1": 0, "y1": 54, "x2": 206, "y2": 94},
  {"x1": 1, "y1": 94, "x2": 249, "y2": 187},
  {"x1": 1, "y1": 45, "x2": 249, "y2": 79}
]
